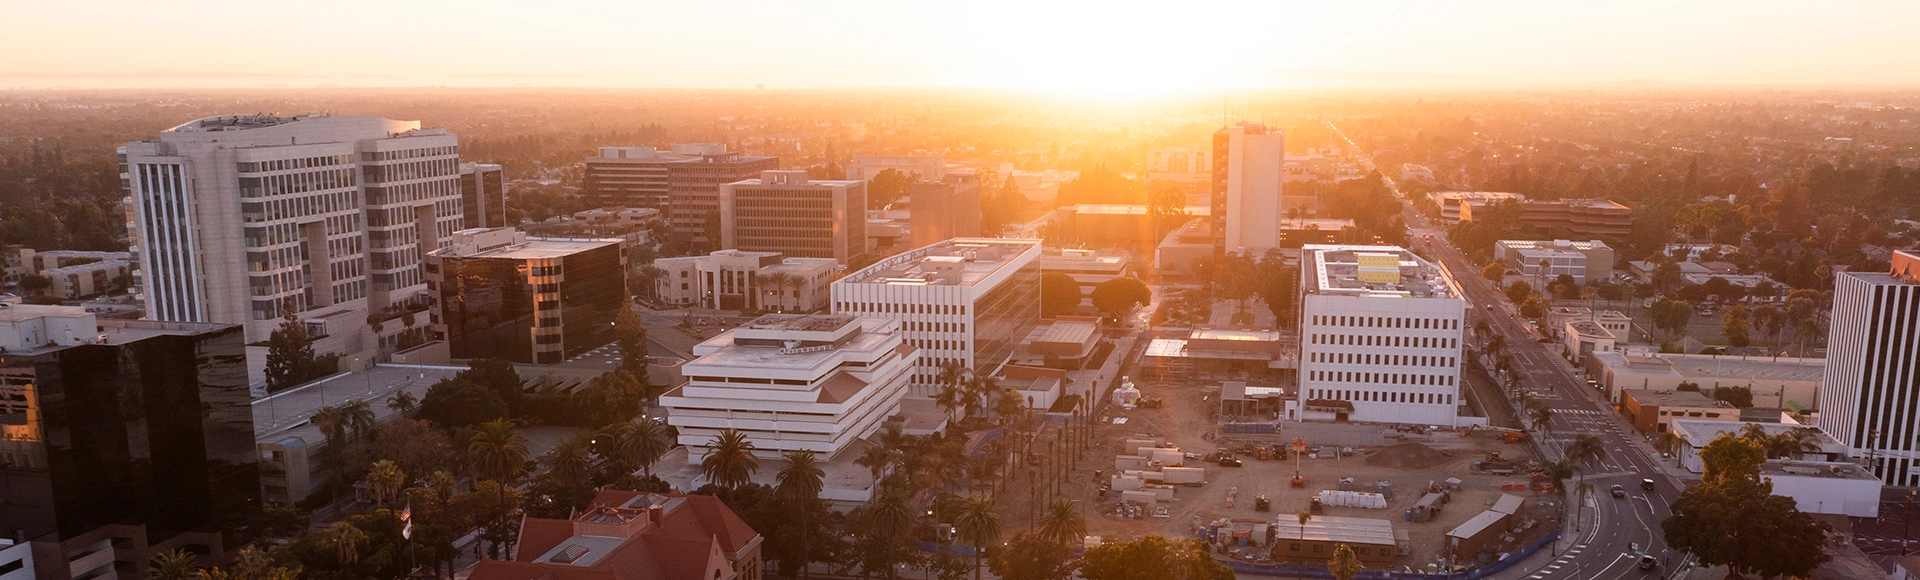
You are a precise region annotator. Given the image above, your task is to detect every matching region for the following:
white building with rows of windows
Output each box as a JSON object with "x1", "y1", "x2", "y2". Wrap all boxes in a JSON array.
[
  {"x1": 662, "y1": 314, "x2": 918, "y2": 463},
  {"x1": 1297, "y1": 245, "x2": 1471, "y2": 426},
  {"x1": 1819, "y1": 250, "x2": 1920, "y2": 486},
  {"x1": 831, "y1": 238, "x2": 1041, "y2": 397}
]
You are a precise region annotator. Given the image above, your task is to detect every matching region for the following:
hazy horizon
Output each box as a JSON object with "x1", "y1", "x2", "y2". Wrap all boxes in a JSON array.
[{"x1": 6, "y1": 0, "x2": 1919, "y2": 94}]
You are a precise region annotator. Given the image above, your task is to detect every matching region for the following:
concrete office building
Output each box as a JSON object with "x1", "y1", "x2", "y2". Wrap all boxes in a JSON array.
[
  {"x1": 459, "y1": 162, "x2": 507, "y2": 229},
  {"x1": 908, "y1": 172, "x2": 982, "y2": 247},
  {"x1": 1620, "y1": 389, "x2": 1738, "y2": 433},
  {"x1": 582, "y1": 145, "x2": 778, "y2": 247},
  {"x1": 662, "y1": 314, "x2": 916, "y2": 462},
  {"x1": 1494, "y1": 239, "x2": 1615, "y2": 283},
  {"x1": 1297, "y1": 245, "x2": 1469, "y2": 426},
  {"x1": 654, "y1": 250, "x2": 838, "y2": 312},
  {"x1": 720, "y1": 171, "x2": 867, "y2": 264},
  {"x1": 1428, "y1": 192, "x2": 1525, "y2": 224},
  {"x1": 1588, "y1": 350, "x2": 1824, "y2": 411},
  {"x1": 43, "y1": 259, "x2": 132, "y2": 299},
  {"x1": 1819, "y1": 250, "x2": 1920, "y2": 485},
  {"x1": 831, "y1": 238, "x2": 1042, "y2": 396},
  {"x1": 121, "y1": 114, "x2": 465, "y2": 381},
  {"x1": 1147, "y1": 146, "x2": 1214, "y2": 203},
  {"x1": 849, "y1": 155, "x2": 945, "y2": 182},
  {"x1": 0, "y1": 305, "x2": 255, "y2": 580},
  {"x1": 1512, "y1": 199, "x2": 1634, "y2": 238},
  {"x1": 425, "y1": 227, "x2": 628, "y2": 364},
  {"x1": 1211, "y1": 123, "x2": 1286, "y2": 259}
]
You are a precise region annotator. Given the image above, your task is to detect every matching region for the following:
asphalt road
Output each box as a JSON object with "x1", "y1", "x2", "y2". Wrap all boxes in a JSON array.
[{"x1": 1330, "y1": 124, "x2": 1692, "y2": 579}]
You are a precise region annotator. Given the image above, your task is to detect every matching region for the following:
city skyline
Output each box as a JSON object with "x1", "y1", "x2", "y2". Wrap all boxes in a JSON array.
[{"x1": 4, "y1": 1, "x2": 1919, "y2": 93}]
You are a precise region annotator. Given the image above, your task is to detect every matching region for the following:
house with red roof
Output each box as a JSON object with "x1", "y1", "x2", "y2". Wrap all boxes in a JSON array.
[{"x1": 469, "y1": 490, "x2": 763, "y2": 580}]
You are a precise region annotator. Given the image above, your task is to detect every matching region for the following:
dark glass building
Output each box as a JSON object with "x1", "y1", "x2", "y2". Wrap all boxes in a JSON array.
[
  {"x1": 0, "y1": 306, "x2": 254, "y2": 579},
  {"x1": 427, "y1": 228, "x2": 629, "y2": 364},
  {"x1": 459, "y1": 162, "x2": 507, "y2": 229}
]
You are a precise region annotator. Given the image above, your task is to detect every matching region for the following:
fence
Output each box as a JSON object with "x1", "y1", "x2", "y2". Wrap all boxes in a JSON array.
[{"x1": 1224, "y1": 529, "x2": 1559, "y2": 579}]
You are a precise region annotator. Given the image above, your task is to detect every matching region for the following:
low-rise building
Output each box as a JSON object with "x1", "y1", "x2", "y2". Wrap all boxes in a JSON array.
[
  {"x1": 1494, "y1": 239, "x2": 1614, "y2": 283},
  {"x1": 1620, "y1": 389, "x2": 1738, "y2": 433},
  {"x1": 469, "y1": 490, "x2": 763, "y2": 580},
  {"x1": 1427, "y1": 192, "x2": 1525, "y2": 224},
  {"x1": 1511, "y1": 199, "x2": 1634, "y2": 239},
  {"x1": 1021, "y1": 316, "x2": 1102, "y2": 366},
  {"x1": 1143, "y1": 326, "x2": 1294, "y2": 380},
  {"x1": 1037, "y1": 248, "x2": 1132, "y2": 309},
  {"x1": 1760, "y1": 460, "x2": 1882, "y2": 518},
  {"x1": 1547, "y1": 307, "x2": 1630, "y2": 336},
  {"x1": 1669, "y1": 420, "x2": 1848, "y2": 474},
  {"x1": 994, "y1": 364, "x2": 1071, "y2": 410},
  {"x1": 1268, "y1": 515, "x2": 1398, "y2": 566},
  {"x1": 1561, "y1": 320, "x2": 1617, "y2": 364},
  {"x1": 661, "y1": 314, "x2": 917, "y2": 463},
  {"x1": 1589, "y1": 351, "x2": 1824, "y2": 411},
  {"x1": 1156, "y1": 218, "x2": 1215, "y2": 277},
  {"x1": 653, "y1": 250, "x2": 838, "y2": 312},
  {"x1": 43, "y1": 259, "x2": 132, "y2": 299},
  {"x1": 425, "y1": 227, "x2": 629, "y2": 364}
]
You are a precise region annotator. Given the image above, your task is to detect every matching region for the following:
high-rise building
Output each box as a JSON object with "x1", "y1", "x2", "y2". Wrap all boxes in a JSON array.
[
  {"x1": 662, "y1": 314, "x2": 916, "y2": 462},
  {"x1": 459, "y1": 162, "x2": 507, "y2": 229},
  {"x1": 121, "y1": 114, "x2": 465, "y2": 378},
  {"x1": 1211, "y1": 123, "x2": 1286, "y2": 259},
  {"x1": 720, "y1": 171, "x2": 867, "y2": 264},
  {"x1": 425, "y1": 227, "x2": 628, "y2": 364},
  {"x1": 831, "y1": 238, "x2": 1041, "y2": 396},
  {"x1": 582, "y1": 145, "x2": 778, "y2": 248},
  {"x1": 1818, "y1": 250, "x2": 1920, "y2": 485},
  {"x1": 908, "y1": 171, "x2": 982, "y2": 248},
  {"x1": 1296, "y1": 245, "x2": 1468, "y2": 426},
  {"x1": 0, "y1": 304, "x2": 255, "y2": 579}
]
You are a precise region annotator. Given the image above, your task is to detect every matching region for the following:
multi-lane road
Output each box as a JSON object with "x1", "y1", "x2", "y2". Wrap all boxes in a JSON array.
[{"x1": 1328, "y1": 124, "x2": 1692, "y2": 578}]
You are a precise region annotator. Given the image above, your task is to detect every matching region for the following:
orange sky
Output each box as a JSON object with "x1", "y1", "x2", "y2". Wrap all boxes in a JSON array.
[{"x1": 3, "y1": 0, "x2": 1918, "y2": 92}]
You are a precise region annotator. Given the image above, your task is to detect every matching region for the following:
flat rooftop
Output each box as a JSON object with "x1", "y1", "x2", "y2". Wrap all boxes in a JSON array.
[
  {"x1": 1663, "y1": 354, "x2": 1825, "y2": 382},
  {"x1": 166, "y1": 113, "x2": 319, "y2": 132},
  {"x1": 1302, "y1": 244, "x2": 1460, "y2": 300},
  {"x1": 1499, "y1": 239, "x2": 1610, "y2": 251},
  {"x1": 744, "y1": 313, "x2": 858, "y2": 332},
  {"x1": 1189, "y1": 328, "x2": 1283, "y2": 342},
  {"x1": 440, "y1": 236, "x2": 623, "y2": 260},
  {"x1": 1759, "y1": 460, "x2": 1878, "y2": 481},
  {"x1": 1430, "y1": 191, "x2": 1524, "y2": 203},
  {"x1": 253, "y1": 364, "x2": 468, "y2": 445},
  {"x1": 689, "y1": 318, "x2": 898, "y2": 371},
  {"x1": 1566, "y1": 320, "x2": 1614, "y2": 338},
  {"x1": 838, "y1": 238, "x2": 1040, "y2": 287},
  {"x1": 1063, "y1": 204, "x2": 1211, "y2": 217},
  {"x1": 1671, "y1": 420, "x2": 1844, "y2": 451},
  {"x1": 1622, "y1": 389, "x2": 1730, "y2": 408},
  {"x1": 1272, "y1": 515, "x2": 1396, "y2": 545}
]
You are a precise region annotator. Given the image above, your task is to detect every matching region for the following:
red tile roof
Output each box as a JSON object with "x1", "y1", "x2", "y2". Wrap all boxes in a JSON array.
[{"x1": 468, "y1": 492, "x2": 760, "y2": 580}]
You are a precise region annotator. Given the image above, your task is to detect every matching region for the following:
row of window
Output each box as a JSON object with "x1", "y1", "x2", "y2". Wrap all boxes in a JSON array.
[
  {"x1": 1307, "y1": 388, "x2": 1454, "y2": 406},
  {"x1": 238, "y1": 168, "x2": 357, "y2": 199},
  {"x1": 366, "y1": 179, "x2": 456, "y2": 206},
  {"x1": 1310, "y1": 352, "x2": 1457, "y2": 367},
  {"x1": 238, "y1": 155, "x2": 355, "y2": 173},
  {"x1": 838, "y1": 301, "x2": 968, "y2": 316},
  {"x1": 905, "y1": 321, "x2": 962, "y2": 333},
  {"x1": 363, "y1": 146, "x2": 457, "y2": 162},
  {"x1": 1311, "y1": 333, "x2": 1457, "y2": 349},
  {"x1": 364, "y1": 159, "x2": 458, "y2": 183},
  {"x1": 240, "y1": 190, "x2": 359, "y2": 224},
  {"x1": 1308, "y1": 370, "x2": 1457, "y2": 387},
  {"x1": 1311, "y1": 314, "x2": 1459, "y2": 330}
]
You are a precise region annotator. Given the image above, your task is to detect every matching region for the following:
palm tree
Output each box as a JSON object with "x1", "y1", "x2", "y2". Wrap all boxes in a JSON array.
[
  {"x1": 340, "y1": 399, "x2": 376, "y2": 440},
  {"x1": 149, "y1": 549, "x2": 200, "y2": 580},
  {"x1": 1539, "y1": 459, "x2": 1574, "y2": 492},
  {"x1": 468, "y1": 419, "x2": 530, "y2": 483},
  {"x1": 386, "y1": 391, "x2": 417, "y2": 413},
  {"x1": 934, "y1": 381, "x2": 965, "y2": 424},
  {"x1": 367, "y1": 314, "x2": 386, "y2": 355},
  {"x1": 856, "y1": 442, "x2": 898, "y2": 483},
  {"x1": 777, "y1": 450, "x2": 825, "y2": 580},
  {"x1": 364, "y1": 459, "x2": 405, "y2": 506},
  {"x1": 1035, "y1": 499, "x2": 1086, "y2": 547},
  {"x1": 963, "y1": 376, "x2": 998, "y2": 420},
  {"x1": 1572, "y1": 480, "x2": 1596, "y2": 530},
  {"x1": 1566, "y1": 434, "x2": 1606, "y2": 466},
  {"x1": 953, "y1": 495, "x2": 1002, "y2": 580},
  {"x1": 312, "y1": 405, "x2": 349, "y2": 444},
  {"x1": 700, "y1": 428, "x2": 759, "y2": 490},
  {"x1": 1528, "y1": 403, "x2": 1554, "y2": 433},
  {"x1": 329, "y1": 521, "x2": 368, "y2": 569},
  {"x1": 546, "y1": 433, "x2": 595, "y2": 485},
  {"x1": 935, "y1": 361, "x2": 968, "y2": 421},
  {"x1": 1654, "y1": 431, "x2": 1683, "y2": 457},
  {"x1": 1327, "y1": 544, "x2": 1364, "y2": 580},
  {"x1": 230, "y1": 545, "x2": 271, "y2": 580},
  {"x1": 604, "y1": 418, "x2": 671, "y2": 477}
]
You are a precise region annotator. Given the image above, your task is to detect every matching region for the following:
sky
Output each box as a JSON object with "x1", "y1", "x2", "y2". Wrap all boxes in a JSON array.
[{"x1": 3, "y1": 0, "x2": 1919, "y2": 94}]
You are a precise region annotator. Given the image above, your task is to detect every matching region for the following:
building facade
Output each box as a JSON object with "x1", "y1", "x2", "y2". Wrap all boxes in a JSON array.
[
  {"x1": 849, "y1": 155, "x2": 945, "y2": 182},
  {"x1": 582, "y1": 145, "x2": 778, "y2": 247},
  {"x1": 459, "y1": 162, "x2": 507, "y2": 229},
  {"x1": 831, "y1": 238, "x2": 1042, "y2": 396},
  {"x1": 1427, "y1": 192, "x2": 1525, "y2": 224},
  {"x1": 654, "y1": 250, "x2": 837, "y2": 312},
  {"x1": 1494, "y1": 239, "x2": 1614, "y2": 283},
  {"x1": 662, "y1": 314, "x2": 916, "y2": 462},
  {"x1": 1211, "y1": 123, "x2": 1286, "y2": 259},
  {"x1": 908, "y1": 172, "x2": 981, "y2": 248},
  {"x1": 1818, "y1": 250, "x2": 1920, "y2": 485},
  {"x1": 720, "y1": 171, "x2": 867, "y2": 264},
  {"x1": 1146, "y1": 146, "x2": 1213, "y2": 202},
  {"x1": 426, "y1": 228, "x2": 627, "y2": 364},
  {"x1": 0, "y1": 305, "x2": 255, "y2": 580},
  {"x1": 121, "y1": 114, "x2": 464, "y2": 377},
  {"x1": 1296, "y1": 245, "x2": 1468, "y2": 426}
]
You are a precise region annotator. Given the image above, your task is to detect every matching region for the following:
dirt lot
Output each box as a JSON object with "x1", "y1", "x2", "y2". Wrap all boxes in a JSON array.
[{"x1": 1060, "y1": 378, "x2": 1561, "y2": 573}]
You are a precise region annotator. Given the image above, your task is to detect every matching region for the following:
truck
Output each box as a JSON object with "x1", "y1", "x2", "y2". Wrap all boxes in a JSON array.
[{"x1": 1162, "y1": 467, "x2": 1206, "y2": 485}]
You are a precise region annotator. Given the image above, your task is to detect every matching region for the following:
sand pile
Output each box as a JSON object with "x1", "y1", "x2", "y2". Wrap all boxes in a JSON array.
[{"x1": 1364, "y1": 442, "x2": 1450, "y2": 470}]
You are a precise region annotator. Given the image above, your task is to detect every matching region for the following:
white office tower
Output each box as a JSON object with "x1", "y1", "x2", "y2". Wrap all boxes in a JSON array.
[
  {"x1": 1213, "y1": 123, "x2": 1285, "y2": 257},
  {"x1": 663, "y1": 314, "x2": 918, "y2": 462},
  {"x1": 121, "y1": 114, "x2": 463, "y2": 378},
  {"x1": 1818, "y1": 250, "x2": 1920, "y2": 486},
  {"x1": 831, "y1": 238, "x2": 1042, "y2": 396},
  {"x1": 1297, "y1": 245, "x2": 1468, "y2": 426}
]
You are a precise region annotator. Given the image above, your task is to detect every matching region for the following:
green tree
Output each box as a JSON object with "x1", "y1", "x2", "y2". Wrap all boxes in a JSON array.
[
  {"x1": 1528, "y1": 402, "x2": 1554, "y2": 433},
  {"x1": 989, "y1": 532, "x2": 1074, "y2": 580},
  {"x1": 1714, "y1": 386, "x2": 1755, "y2": 408},
  {"x1": 264, "y1": 302, "x2": 318, "y2": 391},
  {"x1": 868, "y1": 168, "x2": 915, "y2": 209},
  {"x1": 1651, "y1": 299, "x2": 1695, "y2": 339},
  {"x1": 1035, "y1": 498, "x2": 1086, "y2": 547},
  {"x1": 384, "y1": 391, "x2": 417, "y2": 413},
  {"x1": 1039, "y1": 272, "x2": 1082, "y2": 317},
  {"x1": 468, "y1": 419, "x2": 529, "y2": 483},
  {"x1": 363, "y1": 460, "x2": 404, "y2": 506},
  {"x1": 614, "y1": 305, "x2": 651, "y2": 386},
  {"x1": 1090, "y1": 277, "x2": 1151, "y2": 321},
  {"x1": 603, "y1": 417, "x2": 671, "y2": 478},
  {"x1": 149, "y1": 549, "x2": 200, "y2": 580},
  {"x1": 954, "y1": 495, "x2": 1002, "y2": 580},
  {"x1": 1079, "y1": 535, "x2": 1232, "y2": 580},
  {"x1": 1504, "y1": 280, "x2": 1533, "y2": 304},
  {"x1": 1327, "y1": 544, "x2": 1364, "y2": 580},
  {"x1": 1566, "y1": 434, "x2": 1606, "y2": 466},
  {"x1": 776, "y1": 450, "x2": 826, "y2": 580},
  {"x1": 1480, "y1": 261, "x2": 1505, "y2": 282},
  {"x1": 1663, "y1": 434, "x2": 1831, "y2": 579},
  {"x1": 701, "y1": 428, "x2": 760, "y2": 490},
  {"x1": 18, "y1": 273, "x2": 50, "y2": 296},
  {"x1": 1723, "y1": 305, "x2": 1753, "y2": 348}
]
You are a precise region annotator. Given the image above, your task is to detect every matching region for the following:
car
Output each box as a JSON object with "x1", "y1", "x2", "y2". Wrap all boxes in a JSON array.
[
  {"x1": 1218, "y1": 457, "x2": 1243, "y2": 467},
  {"x1": 1638, "y1": 555, "x2": 1658, "y2": 570},
  {"x1": 1610, "y1": 485, "x2": 1627, "y2": 498},
  {"x1": 1641, "y1": 478, "x2": 1656, "y2": 491}
]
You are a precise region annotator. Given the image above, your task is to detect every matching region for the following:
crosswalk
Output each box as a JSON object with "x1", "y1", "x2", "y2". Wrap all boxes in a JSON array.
[{"x1": 1527, "y1": 544, "x2": 1584, "y2": 578}]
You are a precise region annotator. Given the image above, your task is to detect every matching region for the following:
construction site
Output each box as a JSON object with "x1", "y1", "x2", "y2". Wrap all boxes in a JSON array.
[{"x1": 1072, "y1": 377, "x2": 1563, "y2": 575}]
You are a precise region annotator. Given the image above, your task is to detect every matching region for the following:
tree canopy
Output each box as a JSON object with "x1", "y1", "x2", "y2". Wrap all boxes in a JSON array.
[
  {"x1": 1040, "y1": 272, "x2": 1082, "y2": 317},
  {"x1": 1663, "y1": 433, "x2": 1830, "y2": 579},
  {"x1": 1090, "y1": 277, "x2": 1151, "y2": 320}
]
